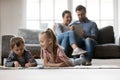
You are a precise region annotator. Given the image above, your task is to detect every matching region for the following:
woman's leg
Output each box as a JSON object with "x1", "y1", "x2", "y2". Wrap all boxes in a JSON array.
[
  {"x1": 68, "y1": 31, "x2": 87, "y2": 56},
  {"x1": 57, "y1": 31, "x2": 86, "y2": 57},
  {"x1": 67, "y1": 31, "x2": 76, "y2": 48},
  {"x1": 57, "y1": 32, "x2": 72, "y2": 57},
  {"x1": 57, "y1": 34, "x2": 64, "y2": 45},
  {"x1": 57, "y1": 31, "x2": 79, "y2": 50}
]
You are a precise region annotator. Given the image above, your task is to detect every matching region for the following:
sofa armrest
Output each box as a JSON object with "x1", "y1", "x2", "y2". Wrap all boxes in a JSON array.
[
  {"x1": 1, "y1": 35, "x2": 14, "y2": 65},
  {"x1": 119, "y1": 37, "x2": 120, "y2": 45},
  {"x1": 114, "y1": 35, "x2": 120, "y2": 45}
]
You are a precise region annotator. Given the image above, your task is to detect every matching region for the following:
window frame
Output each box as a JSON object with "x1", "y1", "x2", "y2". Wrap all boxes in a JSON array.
[{"x1": 26, "y1": 0, "x2": 118, "y2": 33}]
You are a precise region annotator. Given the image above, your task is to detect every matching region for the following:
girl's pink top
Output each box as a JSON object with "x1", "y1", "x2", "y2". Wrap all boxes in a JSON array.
[{"x1": 43, "y1": 47, "x2": 66, "y2": 63}]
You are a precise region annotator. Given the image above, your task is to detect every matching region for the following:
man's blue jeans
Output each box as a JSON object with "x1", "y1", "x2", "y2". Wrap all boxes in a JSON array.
[{"x1": 76, "y1": 37, "x2": 97, "y2": 62}]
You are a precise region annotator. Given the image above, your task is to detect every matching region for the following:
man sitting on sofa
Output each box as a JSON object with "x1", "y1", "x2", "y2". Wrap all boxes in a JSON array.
[{"x1": 70, "y1": 5, "x2": 99, "y2": 65}]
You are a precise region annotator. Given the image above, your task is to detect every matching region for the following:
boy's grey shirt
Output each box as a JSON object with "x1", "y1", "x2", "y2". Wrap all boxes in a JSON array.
[{"x1": 5, "y1": 50, "x2": 37, "y2": 67}]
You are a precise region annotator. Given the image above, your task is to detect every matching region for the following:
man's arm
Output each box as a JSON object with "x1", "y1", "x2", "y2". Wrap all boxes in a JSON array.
[
  {"x1": 89, "y1": 22, "x2": 99, "y2": 40},
  {"x1": 81, "y1": 22, "x2": 99, "y2": 40}
]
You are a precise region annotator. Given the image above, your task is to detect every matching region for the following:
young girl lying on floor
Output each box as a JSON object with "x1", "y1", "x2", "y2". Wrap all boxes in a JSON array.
[{"x1": 39, "y1": 28, "x2": 86, "y2": 67}]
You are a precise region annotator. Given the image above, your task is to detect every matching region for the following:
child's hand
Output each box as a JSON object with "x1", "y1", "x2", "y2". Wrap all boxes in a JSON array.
[
  {"x1": 25, "y1": 55, "x2": 36, "y2": 67},
  {"x1": 25, "y1": 62, "x2": 32, "y2": 68},
  {"x1": 14, "y1": 61, "x2": 21, "y2": 67}
]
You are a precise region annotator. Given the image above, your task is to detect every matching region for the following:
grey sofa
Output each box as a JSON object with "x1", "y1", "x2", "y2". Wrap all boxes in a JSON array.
[
  {"x1": 1, "y1": 26, "x2": 120, "y2": 65},
  {"x1": 1, "y1": 29, "x2": 42, "y2": 65},
  {"x1": 17, "y1": 28, "x2": 41, "y2": 58}
]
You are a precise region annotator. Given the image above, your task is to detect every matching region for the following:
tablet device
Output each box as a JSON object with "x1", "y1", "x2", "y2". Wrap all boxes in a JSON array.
[{"x1": 72, "y1": 24, "x2": 84, "y2": 36}]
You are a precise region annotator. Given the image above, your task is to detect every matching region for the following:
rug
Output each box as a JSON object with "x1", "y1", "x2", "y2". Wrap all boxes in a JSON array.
[
  {"x1": 1, "y1": 59, "x2": 120, "y2": 69},
  {"x1": 44, "y1": 65, "x2": 120, "y2": 69},
  {"x1": 1, "y1": 65, "x2": 120, "y2": 70}
]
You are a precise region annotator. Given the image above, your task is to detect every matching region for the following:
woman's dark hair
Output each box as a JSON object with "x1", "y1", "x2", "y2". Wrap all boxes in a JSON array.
[
  {"x1": 62, "y1": 10, "x2": 71, "y2": 18},
  {"x1": 75, "y1": 5, "x2": 86, "y2": 13}
]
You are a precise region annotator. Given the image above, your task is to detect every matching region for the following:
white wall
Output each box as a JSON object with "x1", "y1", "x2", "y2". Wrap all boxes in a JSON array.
[
  {"x1": 119, "y1": 0, "x2": 120, "y2": 36},
  {"x1": 117, "y1": 0, "x2": 120, "y2": 45},
  {"x1": 0, "y1": 0, "x2": 26, "y2": 35},
  {"x1": 0, "y1": 0, "x2": 1, "y2": 64},
  {"x1": 0, "y1": 0, "x2": 26, "y2": 64}
]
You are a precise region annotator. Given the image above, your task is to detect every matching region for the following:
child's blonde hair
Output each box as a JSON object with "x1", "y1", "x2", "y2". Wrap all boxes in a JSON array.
[
  {"x1": 10, "y1": 36, "x2": 25, "y2": 49},
  {"x1": 40, "y1": 28, "x2": 59, "y2": 62}
]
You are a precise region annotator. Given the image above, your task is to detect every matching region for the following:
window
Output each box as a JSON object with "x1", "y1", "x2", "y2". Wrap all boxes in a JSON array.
[
  {"x1": 26, "y1": 0, "x2": 68, "y2": 30},
  {"x1": 72, "y1": 0, "x2": 114, "y2": 28},
  {"x1": 26, "y1": 0, "x2": 40, "y2": 29},
  {"x1": 26, "y1": 0, "x2": 115, "y2": 30}
]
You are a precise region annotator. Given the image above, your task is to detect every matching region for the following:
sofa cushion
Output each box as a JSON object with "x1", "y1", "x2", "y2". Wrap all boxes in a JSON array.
[
  {"x1": 94, "y1": 44, "x2": 120, "y2": 58},
  {"x1": 18, "y1": 29, "x2": 42, "y2": 44},
  {"x1": 25, "y1": 44, "x2": 41, "y2": 58},
  {"x1": 98, "y1": 26, "x2": 115, "y2": 44}
]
